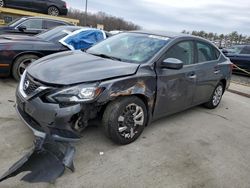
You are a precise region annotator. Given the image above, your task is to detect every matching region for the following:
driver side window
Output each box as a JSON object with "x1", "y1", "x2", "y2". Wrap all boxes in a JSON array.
[
  {"x1": 165, "y1": 41, "x2": 194, "y2": 65},
  {"x1": 19, "y1": 19, "x2": 43, "y2": 30}
]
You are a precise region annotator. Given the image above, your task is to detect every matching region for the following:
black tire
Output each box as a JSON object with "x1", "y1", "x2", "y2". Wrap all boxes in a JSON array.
[
  {"x1": 12, "y1": 54, "x2": 39, "y2": 81},
  {"x1": 0, "y1": 0, "x2": 4, "y2": 7},
  {"x1": 102, "y1": 96, "x2": 147, "y2": 145},
  {"x1": 204, "y1": 82, "x2": 224, "y2": 109},
  {"x1": 48, "y1": 6, "x2": 60, "y2": 16}
]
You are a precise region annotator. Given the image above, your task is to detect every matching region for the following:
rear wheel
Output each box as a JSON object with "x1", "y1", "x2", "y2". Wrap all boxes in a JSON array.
[
  {"x1": 204, "y1": 82, "x2": 224, "y2": 109},
  {"x1": 0, "y1": 0, "x2": 4, "y2": 7},
  {"x1": 102, "y1": 96, "x2": 147, "y2": 145},
  {"x1": 12, "y1": 54, "x2": 39, "y2": 81},
  {"x1": 48, "y1": 6, "x2": 60, "y2": 16}
]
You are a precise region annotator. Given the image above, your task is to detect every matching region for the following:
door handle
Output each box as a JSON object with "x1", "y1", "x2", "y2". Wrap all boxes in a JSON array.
[
  {"x1": 214, "y1": 65, "x2": 221, "y2": 74},
  {"x1": 187, "y1": 72, "x2": 197, "y2": 79},
  {"x1": 214, "y1": 70, "x2": 220, "y2": 74},
  {"x1": 188, "y1": 74, "x2": 197, "y2": 79}
]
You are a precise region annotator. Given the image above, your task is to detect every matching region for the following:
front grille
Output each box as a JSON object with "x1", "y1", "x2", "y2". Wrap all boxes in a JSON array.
[{"x1": 23, "y1": 75, "x2": 40, "y2": 96}]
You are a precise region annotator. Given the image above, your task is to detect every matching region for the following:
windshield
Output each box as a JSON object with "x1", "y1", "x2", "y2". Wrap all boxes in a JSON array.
[
  {"x1": 226, "y1": 45, "x2": 244, "y2": 54},
  {"x1": 7, "y1": 18, "x2": 26, "y2": 27},
  {"x1": 86, "y1": 33, "x2": 169, "y2": 63},
  {"x1": 37, "y1": 26, "x2": 80, "y2": 42}
]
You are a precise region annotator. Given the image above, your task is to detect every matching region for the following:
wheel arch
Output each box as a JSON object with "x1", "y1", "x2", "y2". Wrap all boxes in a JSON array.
[
  {"x1": 220, "y1": 78, "x2": 227, "y2": 93},
  {"x1": 10, "y1": 52, "x2": 44, "y2": 77},
  {"x1": 100, "y1": 94, "x2": 152, "y2": 126},
  {"x1": 11, "y1": 52, "x2": 44, "y2": 68}
]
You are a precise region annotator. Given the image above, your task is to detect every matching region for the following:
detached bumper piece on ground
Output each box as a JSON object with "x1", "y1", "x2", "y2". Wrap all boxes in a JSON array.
[{"x1": 0, "y1": 136, "x2": 75, "y2": 183}]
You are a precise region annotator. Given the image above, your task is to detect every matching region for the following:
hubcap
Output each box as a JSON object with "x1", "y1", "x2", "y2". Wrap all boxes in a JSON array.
[
  {"x1": 0, "y1": 0, "x2": 4, "y2": 7},
  {"x1": 118, "y1": 103, "x2": 144, "y2": 139},
  {"x1": 212, "y1": 85, "x2": 223, "y2": 106},
  {"x1": 49, "y1": 7, "x2": 59, "y2": 16},
  {"x1": 18, "y1": 58, "x2": 36, "y2": 77}
]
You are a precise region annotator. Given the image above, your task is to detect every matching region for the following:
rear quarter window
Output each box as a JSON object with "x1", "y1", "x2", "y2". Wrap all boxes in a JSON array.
[{"x1": 197, "y1": 42, "x2": 219, "y2": 63}]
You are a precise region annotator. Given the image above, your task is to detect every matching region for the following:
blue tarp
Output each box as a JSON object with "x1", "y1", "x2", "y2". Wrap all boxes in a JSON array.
[{"x1": 59, "y1": 28, "x2": 106, "y2": 50}]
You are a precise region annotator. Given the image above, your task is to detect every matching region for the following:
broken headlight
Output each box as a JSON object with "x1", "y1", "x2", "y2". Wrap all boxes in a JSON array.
[{"x1": 47, "y1": 84, "x2": 102, "y2": 103}]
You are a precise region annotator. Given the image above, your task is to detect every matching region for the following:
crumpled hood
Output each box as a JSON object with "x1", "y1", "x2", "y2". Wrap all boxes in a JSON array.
[{"x1": 28, "y1": 50, "x2": 139, "y2": 85}]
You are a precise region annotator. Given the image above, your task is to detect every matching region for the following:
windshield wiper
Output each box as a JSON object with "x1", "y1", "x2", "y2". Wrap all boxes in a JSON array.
[{"x1": 89, "y1": 53, "x2": 122, "y2": 61}]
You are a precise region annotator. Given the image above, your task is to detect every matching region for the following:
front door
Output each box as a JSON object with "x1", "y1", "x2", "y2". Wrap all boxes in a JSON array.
[
  {"x1": 7, "y1": 0, "x2": 31, "y2": 9},
  {"x1": 16, "y1": 18, "x2": 44, "y2": 35},
  {"x1": 154, "y1": 40, "x2": 197, "y2": 119}
]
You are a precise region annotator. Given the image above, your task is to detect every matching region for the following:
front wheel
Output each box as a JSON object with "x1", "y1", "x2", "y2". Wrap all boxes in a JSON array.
[
  {"x1": 12, "y1": 54, "x2": 39, "y2": 81},
  {"x1": 204, "y1": 82, "x2": 224, "y2": 109},
  {"x1": 102, "y1": 96, "x2": 147, "y2": 145}
]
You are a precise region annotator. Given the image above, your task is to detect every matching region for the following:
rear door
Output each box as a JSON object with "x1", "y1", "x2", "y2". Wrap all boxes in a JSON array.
[
  {"x1": 28, "y1": 0, "x2": 47, "y2": 12},
  {"x1": 154, "y1": 40, "x2": 197, "y2": 119},
  {"x1": 192, "y1": 40, "x2": 222, "y2": 105}
]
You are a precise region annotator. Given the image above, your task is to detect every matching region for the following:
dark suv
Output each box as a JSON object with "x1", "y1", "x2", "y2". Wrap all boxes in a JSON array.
[
  {"x1": 16, "y1": 31, "x2": 232, "y2": 145},
  {"x1": 0, "y1": 0, "x2": 68, "y2": 16},
  {"x1": 0, "y1": 17, "x2": 73, "y2": 35}
]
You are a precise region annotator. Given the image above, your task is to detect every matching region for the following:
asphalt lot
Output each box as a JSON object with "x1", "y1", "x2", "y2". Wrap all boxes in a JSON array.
[
  {"x1": 0, "y1": 78, "x2": 250, "y2": 188},
  {"x1": 232, "y1": 74, "x2": 250, "y2": 86}
]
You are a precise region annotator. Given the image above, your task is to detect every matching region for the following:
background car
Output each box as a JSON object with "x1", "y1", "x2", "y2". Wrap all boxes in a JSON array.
[
  {"x1": 0, "y1": 0, "x2": 68, "y2": 16},
  {"x1": 0, "y1": 16, "x2": 73, "y2": 35},
  {"x1": 0, "y1": 26, "x2": 108, "y2": 80},
  {"x1": 223, "y1": 44, "x2": 250, "y2": 75}
]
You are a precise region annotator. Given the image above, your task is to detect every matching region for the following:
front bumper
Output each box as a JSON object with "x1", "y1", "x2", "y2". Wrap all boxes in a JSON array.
[{"x1": 16, "y1": 89, "x2": 82, "y2": 142}]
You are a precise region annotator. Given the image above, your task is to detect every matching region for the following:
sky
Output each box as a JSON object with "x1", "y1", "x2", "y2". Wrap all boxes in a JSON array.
[{"x1": 66, "y1": 0, "x2": 250, "y2": 35}]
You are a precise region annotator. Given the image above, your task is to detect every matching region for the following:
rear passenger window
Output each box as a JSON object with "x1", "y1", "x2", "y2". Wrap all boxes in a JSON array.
[
  {"x1": 197, "y1": 42, "x2": 218, "y2": 63},
  {"x1": 44, "y1": 21, "x2": 65, "y2": 29},
  {"x1": 165, "y1": 41, "x2": 194, "y2": 65}
]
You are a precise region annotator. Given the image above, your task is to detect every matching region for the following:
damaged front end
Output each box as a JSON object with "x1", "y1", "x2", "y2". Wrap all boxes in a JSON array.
[{"x1": 0, "y1": 72, "x2": 101, "y2": 183}]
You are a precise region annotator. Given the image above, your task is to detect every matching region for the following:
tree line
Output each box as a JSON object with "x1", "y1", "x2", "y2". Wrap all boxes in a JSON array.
[
  {"x1": 67, "y1": 8, "x2": 248, "y2": 48},
  {"x1": 67, "y1": 8, "x2": 141, "y2": 31},
  {"x1": 182, "y1": 30, "x2": 250, "y2": 48}
]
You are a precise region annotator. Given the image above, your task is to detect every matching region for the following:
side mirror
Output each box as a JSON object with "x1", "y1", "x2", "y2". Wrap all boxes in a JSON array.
[
  {"x1": 17, "y1": 25, "x2": 27, "y2": 32},
  {"x1": 161, "y1": 58, "x2": 184, "y2": 70}
]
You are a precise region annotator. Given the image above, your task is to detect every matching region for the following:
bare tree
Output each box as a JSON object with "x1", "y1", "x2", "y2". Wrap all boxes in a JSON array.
[
  {"x1": 67, "y1": 8, "x2": 141, "y2": 31},
  {"x1": 183, "y1": 30, "x2": 250, "y2": 47}
]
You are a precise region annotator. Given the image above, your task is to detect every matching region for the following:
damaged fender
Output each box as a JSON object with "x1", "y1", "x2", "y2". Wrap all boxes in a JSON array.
[{"x1": 96, "y1": 66, "x2": 157, "y2": 123}]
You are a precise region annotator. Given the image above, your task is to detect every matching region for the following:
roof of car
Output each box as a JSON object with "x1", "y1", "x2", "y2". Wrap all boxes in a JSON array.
[
  {"x1": 53, "y1": 26, "x2": 84, "y2": 30},
  {"x1": 130, "y1": 30, "x2": 190, "y2": 38},
  {"x1": 20, "y1": 16, "x2": 72, "y2": 23}
]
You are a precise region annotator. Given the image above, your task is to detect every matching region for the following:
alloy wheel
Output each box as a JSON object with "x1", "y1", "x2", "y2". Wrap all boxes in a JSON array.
[
  {"x1": 212, "y1": 85, "x2": 223, "y2": 106},
  {"x1": 117, "y1": 103, "x2": 144, "y2": 139},
  {"x1": 18, "y1": 58, "x2": 36, "y2": 77},
  {"x1": 48, "y1": 7, "x2": 59, "y2": 16},
  {"x1": 0, "y1": 0, "x2": 4, "y2": 7}
]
